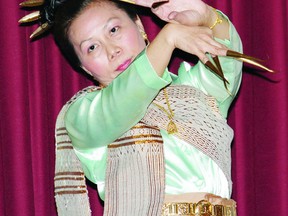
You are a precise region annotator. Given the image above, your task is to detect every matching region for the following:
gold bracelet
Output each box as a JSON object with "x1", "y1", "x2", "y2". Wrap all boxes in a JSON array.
[{"x1": 209, "y1": 8, "x2": 223, "y2": 30}]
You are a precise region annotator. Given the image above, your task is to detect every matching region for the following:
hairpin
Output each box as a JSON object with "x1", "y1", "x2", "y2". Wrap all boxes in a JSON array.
[
  {"x1": 19, "y1": 0, "x2": 58, "y2": 39},
  {"x1": 20, "y1": 0, "x2": 44, "y2": 7}
]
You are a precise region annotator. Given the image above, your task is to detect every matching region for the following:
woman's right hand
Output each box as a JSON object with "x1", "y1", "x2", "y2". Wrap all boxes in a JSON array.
[
  {"x1": 146, "y1": 23, "x2": 227, "y2": 77},
  {"x1": 160, "y1": 23, "x2": 227, "y2": 63}
]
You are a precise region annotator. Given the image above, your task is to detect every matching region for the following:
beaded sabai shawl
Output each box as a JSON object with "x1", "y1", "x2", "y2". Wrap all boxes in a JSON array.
[
  {"x1": 54, "y1": 84, "x2": 233, "y2": 215},
  {"x1": 104, "y1": 84, "x2": 233, "y2": 215},
  {"x1": 54, "y1": 87, "x2": 98, "y2": 215}
]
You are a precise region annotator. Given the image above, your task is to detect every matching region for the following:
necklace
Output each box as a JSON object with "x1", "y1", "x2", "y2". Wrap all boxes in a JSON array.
[{"x1": 153, "y1": 88, "x2": 178, "y2": 134}]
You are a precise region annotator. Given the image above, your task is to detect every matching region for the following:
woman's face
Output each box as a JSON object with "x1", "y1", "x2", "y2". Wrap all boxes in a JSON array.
[{"x1": 68, "y1": 2, "x2": 146, "y2": 86}]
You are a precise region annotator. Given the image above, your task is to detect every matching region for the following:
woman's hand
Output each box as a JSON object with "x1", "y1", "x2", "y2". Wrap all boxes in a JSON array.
[
  {"x1": 168, "y1": 9, "x2": 230, "y2": 40},
  {"x1": 150, "y1": 0, "x2": 230, "y2": 40},
  {"x1": 162, "y1": 23, "x2": 227, "y2": 63},
  {"x1": 151, "y1": 0, "x2": 210, "y2": 25},
  {"x1": 146, "y1": 22, "x2": 227, "y2": 78}
]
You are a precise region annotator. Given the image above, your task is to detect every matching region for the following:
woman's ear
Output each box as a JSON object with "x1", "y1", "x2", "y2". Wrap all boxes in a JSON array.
[
  {"x1": 80, "y1": 65, "x2": 93, "y2": 76},
  {"x1": 135, "y1": 15, "x2": 149, "y2": 44},
  {"x1": 135, "y1": 15, "x2": 145, "y2": 30}
]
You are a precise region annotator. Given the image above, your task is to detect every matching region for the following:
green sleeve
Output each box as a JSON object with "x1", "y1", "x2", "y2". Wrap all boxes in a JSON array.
[
  {"x1": 65, "y1": 49, "x2": 172, "y2": 149},
  {"x1": 174, "y1": 12, "x2": 243, "y2": 118}
]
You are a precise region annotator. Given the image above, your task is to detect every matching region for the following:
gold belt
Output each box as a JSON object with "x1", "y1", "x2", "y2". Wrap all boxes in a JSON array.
[{"x1": 162, "y1": 200, "x2": 237, "y2": 216}]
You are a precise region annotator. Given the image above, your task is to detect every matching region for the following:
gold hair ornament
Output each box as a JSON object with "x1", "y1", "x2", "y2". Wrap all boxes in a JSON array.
[
  {"x1": 19, "y1": 0, "x2": 54, "y2": 40},
  {"x1": 19, "y1": 11, "x2": 41, "y2": 23},
  {"x1": 20, "y1": 0, "x2": 44, "y2": 7}
]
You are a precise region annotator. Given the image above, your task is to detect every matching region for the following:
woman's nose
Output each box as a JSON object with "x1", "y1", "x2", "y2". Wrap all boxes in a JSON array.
[{"x1": 106, "y1": 44, "x2": 121, "y2": 61}]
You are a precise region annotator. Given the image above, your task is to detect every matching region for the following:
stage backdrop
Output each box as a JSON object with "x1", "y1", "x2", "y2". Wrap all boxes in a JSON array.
[{"x1": 0, "y1": 0, "x2": 287, "y2": 215}]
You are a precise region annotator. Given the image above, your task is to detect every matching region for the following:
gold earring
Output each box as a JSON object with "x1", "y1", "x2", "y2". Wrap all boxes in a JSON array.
[{"x1": 141, "y1": 31, "x2": 149, "y2": 45}]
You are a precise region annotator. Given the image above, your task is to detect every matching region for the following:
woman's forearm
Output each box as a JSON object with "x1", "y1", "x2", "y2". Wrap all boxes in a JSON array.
[{"x1": 146, "y1": 26, "x2": 174, "y2": 78}]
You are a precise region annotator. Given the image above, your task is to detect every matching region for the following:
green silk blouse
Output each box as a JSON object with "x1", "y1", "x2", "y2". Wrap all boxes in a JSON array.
[{"x1": 65, "y1": 14, "x2": 243, "y2": 201}]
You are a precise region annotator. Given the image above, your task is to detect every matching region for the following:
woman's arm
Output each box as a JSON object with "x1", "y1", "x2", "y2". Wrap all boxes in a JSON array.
[
  {"x1": 66, "y1": 4, "x2": 229, "y2": 149},
  {"x1": 174, "y1": 13, "x2": 243, "y2": 118},
  {"x1": 145, "y1": 0, "x2": 230, "y2": 75},
  {"x1": 148, "y1": 0, "x2": 243, "y2": 117},
  {"x1": 65, "y1": 50, "x2": 172, "y2": 149}
]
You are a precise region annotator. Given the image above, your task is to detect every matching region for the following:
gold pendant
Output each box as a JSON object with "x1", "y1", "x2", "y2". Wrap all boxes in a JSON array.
[{"x1": 167, "y1": 120, "x2": 178, "y2": 134}]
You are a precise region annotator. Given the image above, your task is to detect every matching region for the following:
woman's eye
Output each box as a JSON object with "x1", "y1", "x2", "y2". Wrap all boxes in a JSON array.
[
  {"x1": 88, "y1": 45, "x2": 97, "y2": 53},
  {"x1": 110, "y1": 26, "x2": 119, "y2": 34}
]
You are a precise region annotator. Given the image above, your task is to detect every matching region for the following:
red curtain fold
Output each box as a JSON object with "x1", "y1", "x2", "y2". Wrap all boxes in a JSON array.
[{"x1": 0, "y1": 0, "x2": 287, "y2": 215}]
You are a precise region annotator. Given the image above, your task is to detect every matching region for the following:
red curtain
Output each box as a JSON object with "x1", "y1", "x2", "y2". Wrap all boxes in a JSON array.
[{"x1": 1, "y1": 0, "x2": 287, "y2": 215}]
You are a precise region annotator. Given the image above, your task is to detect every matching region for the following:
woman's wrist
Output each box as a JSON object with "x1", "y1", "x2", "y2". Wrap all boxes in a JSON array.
[
  {"x1": 206, "y1": 7, "x2": 230, "y2": 40},
  {"x1": 205, "y1": 7, "x2": 220, "y2": 28},
  {"x1": 209, "y1": 8, "x2": 223, "y2": 30}
]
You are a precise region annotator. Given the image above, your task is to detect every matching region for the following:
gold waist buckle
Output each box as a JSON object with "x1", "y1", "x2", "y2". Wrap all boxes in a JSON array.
[{"x1": 162, "y1": 200, "x2": 237, "y2": 216}]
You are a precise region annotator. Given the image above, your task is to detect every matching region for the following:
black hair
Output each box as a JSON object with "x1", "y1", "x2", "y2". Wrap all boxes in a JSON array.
[{"x1": 53, "y1": 0, "x2": 138, "y2": 70}]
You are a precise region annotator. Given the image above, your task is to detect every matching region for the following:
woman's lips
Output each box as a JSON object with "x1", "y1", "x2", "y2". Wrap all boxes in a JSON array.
[{"x1": 116, "y1": 59, "x2": 132, "y2": 72}]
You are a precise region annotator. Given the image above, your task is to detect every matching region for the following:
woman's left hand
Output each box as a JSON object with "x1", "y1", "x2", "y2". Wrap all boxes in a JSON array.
[{"x1": 151, "y1": 0, "x2": 210, "y2": 25}]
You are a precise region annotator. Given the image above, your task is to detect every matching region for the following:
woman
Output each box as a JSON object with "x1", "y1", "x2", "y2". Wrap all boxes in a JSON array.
[
  {"x1": 54, "y1": 0, "x2": 240, "y2": 215},
  {"x1": 20, "y1": 0, "x2": 244, "y2": 215}
]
